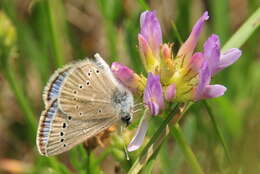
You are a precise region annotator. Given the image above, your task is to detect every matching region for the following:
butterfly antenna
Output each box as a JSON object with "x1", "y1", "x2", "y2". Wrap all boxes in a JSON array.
[
  {"x1": 134, "y1": 102, "x2": 144, "y2": 106},
  {"x1": 133, "y1": 108, "x2": 143, "y2": 114},
  {"x1": 134, "y1": 102, "x2": 144, "y2": 109}
]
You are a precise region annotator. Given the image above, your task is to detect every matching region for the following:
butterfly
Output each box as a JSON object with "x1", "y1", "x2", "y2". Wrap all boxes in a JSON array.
[{"x1": 36, "y1": 54, "x2": 134, "y2": 156}]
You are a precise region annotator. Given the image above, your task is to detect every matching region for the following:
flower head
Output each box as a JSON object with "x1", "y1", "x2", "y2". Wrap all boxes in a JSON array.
[
  {"x1": 110, "y1": 10, "x2": 242, "y2": 152},
  {"x1": 144, "y1": 73, "x2": 164, "y2": 115}
]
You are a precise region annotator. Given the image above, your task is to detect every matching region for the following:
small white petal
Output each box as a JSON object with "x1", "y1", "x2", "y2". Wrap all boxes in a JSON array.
[{"x1": 127, "y1": 117, "x2": 148, "y2": 152}]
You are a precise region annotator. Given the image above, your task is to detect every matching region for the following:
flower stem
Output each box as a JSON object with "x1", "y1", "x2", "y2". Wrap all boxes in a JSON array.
[
  {"x1": 128, "y1": 103, "x2": 195, "y2": 174},
  {"x1": 127, "y1": 103, "x2": 180, "y2": 174},
  {"x1": 203, "y1": 101, "x2": 232, "y2": 163},
  {"x1": 171, "y1": 124, "x2": 204, "y2": 174}
]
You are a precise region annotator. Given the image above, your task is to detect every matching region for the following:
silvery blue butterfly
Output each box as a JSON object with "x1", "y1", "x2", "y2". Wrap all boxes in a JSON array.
[{"x1": 36, "y1": 54, "x2": 134, "y2": 156}]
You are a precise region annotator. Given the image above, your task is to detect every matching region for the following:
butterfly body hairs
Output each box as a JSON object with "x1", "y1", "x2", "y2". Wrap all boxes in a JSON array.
[{"x1": 37, "y1": 54, "x2": 134, "y2": 156}]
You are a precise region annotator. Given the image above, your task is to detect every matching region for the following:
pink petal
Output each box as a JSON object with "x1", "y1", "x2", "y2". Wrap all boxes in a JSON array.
[
  {"x1": 214, "y1": 48, "x2": 242, "y2": 74},
  {"x1": 111, "y1": 62, "x2": 139, "y2": 92},
  {"x1": 203, "y1": 34, "x2": 221, "y2": 75},
  {"x1": 165, "y1": 83, "x2": 176, "y2": 101},
  {"x1": 138, "y1": 34, "x2": 151, "y2": 59},
  {"x1": 140, "y1": 10, "x2": 162, "y2": 56},
  {"x1": 177, "y1": 11, "x2": 209, "y2": 60},
  {"x1": 188, "y1": 52, "x2": 204, "y2": 72},
  {"x1": 195, "y1": 62, "x2": 211, "y2": 101},
  {"x1": 144, "y1": 73, "x2": 164, "y2": 115},
  {"x1": 127, "y1": 117, "x2": 148, "y2": 152},
  {"x1": 202, "y1": 84, "x2": 227, "y2": 99}
]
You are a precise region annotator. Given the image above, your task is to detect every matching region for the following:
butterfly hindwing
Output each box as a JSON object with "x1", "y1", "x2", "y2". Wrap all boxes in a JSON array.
[{"x1": 37, "y1": 99, "x2": 118, "y2": 156}]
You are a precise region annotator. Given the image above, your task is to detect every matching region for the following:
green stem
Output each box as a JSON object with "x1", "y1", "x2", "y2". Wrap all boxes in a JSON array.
[
  {"x1": 203, "y1": 101, "x2": 232, "y2": 163},
  {"x1": 222, "y1": 7, "x2": 260, "y2": 52},
  {"x1": 172, "y1": 124, "x2": 204, "y2": 174}
]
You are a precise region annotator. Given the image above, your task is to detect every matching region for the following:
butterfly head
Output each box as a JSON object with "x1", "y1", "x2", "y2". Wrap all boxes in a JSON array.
[{"x1": 120, "y1": 112, "x2": 132, "y2": 126}]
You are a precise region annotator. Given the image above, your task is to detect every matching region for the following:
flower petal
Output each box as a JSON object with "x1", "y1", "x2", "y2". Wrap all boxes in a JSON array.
[
  {"x1": 214, "y1": 48, "x2": 242, "y2": 74},
  {"x1": 127, "y1": 117, "x2": 148, "y2": 152},
  {"x1": 195, "y1": 62, "x2": 211, "y2": 101},
  {"x1": 201, "y1": 84, "x2": 227, "y2": 99},
  {"x1": 144, "y1": 73, "x2": 164, "y2": 115},
  {"x1": 188, "y1": 52, "x2": 204, "y2": 72},
  {"x1": 177, "y1": 11, "x2": 209, "y2": 60},
  {"x1": 111, "y1": 62, "x2": 141, "y2": 92},
  {"x1": 140, "y1": 10, "x2": 162, "y2": 55},
  {"x1": 165, "y1": 83, "x2": 176, "y2": 101},
  {"x1": 160, "y1": 43, "x2": 175, "y2": 83},
  {"x1": 203, "y1": 34, "x2": 220, "y2": 75}
]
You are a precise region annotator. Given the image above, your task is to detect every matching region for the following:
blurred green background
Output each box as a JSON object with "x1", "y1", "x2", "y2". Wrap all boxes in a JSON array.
[{"x1": 0, "y1": 0, "x2": 259, "y2": 174}]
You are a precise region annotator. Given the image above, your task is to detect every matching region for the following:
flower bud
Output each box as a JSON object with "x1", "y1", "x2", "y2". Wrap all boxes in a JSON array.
[
  {"x1": 111, "y1": 62, "x2": 145, "y2": 94},
  {"x1": 138, "y1": 10, "x2": 162, "y2": 72},
  {"x1": 159, "y1": 44, "x2": 175, "y2": 84}
]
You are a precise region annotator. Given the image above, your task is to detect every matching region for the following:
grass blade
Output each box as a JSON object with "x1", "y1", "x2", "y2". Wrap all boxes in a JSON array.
[
  {"x1": 203, "y1": 101, "x2": 232, "y2": 163},
  {"x1": 222, "y1": 7, "x2": 260, "y2": 52},
  {"x1": 171, "y1": 124, "x2": 204, "y2": 174},
  {"x1": 210, "y1": 0, "x2": 230, "y2": 43},
  {"x1": 46, "y1": 0, "x2": 67, "y2": 67}
]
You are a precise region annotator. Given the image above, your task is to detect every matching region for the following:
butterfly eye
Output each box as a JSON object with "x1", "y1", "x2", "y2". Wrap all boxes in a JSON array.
[
  {"x1": 68, "y1": 116, "x2": 72, "y2": 120},
  {"x1": 73, "y1": 90, "x2": 77, "y2": 94},
  {"x1": 86, "y1": 80, "x2": 90, "y2": 86},
  {"x1": 62, "y1": 123, "x2": 66, "y2": 128},
  {"x1": 98, "y1": 109, "x2": 102, "y2": 113},
  {"x1": 60, "y1": 132, "x2": 64, "y2": 136},
  {"x1": 60, "y1": 139, "x2": 64, "y2": 142},
  {"x1": 96, "y1": 69, "x2": 100, "y2": 73}
]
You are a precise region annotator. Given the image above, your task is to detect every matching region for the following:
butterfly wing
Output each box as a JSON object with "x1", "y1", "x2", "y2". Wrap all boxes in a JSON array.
[
  {"x1": 42, "y1": 64, "x2": 73, "y2": 105},
  {"x1": 37, "y1": 99, "x2": 118, "y2": 156},
  {"x1": 58, "y1": 55, "x2": 120, "y2": 119}
]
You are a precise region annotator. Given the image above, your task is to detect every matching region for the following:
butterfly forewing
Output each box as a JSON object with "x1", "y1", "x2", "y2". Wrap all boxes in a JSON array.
[{"x1": 58, "y1": 58, "x2": 119, "y2": 119}]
